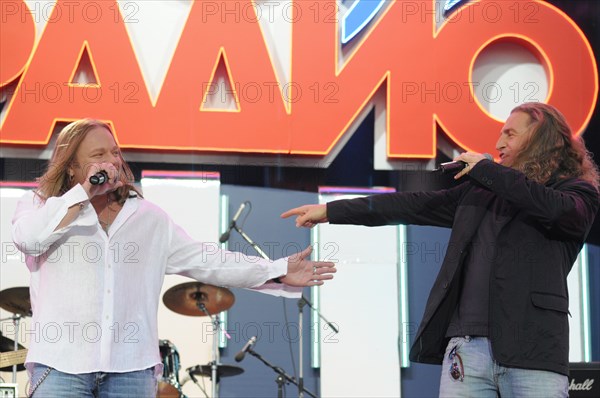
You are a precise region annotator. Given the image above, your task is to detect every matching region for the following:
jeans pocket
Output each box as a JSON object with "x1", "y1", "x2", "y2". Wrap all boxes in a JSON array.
[
  {"x1": 445, "y1": 336, "x2": 465, "y2": 357},
  {"x1": 28, "y1": 363, "x2": 52, "y2": 398}
]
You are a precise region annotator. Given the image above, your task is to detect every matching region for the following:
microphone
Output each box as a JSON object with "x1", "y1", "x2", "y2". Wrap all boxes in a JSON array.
[
  {"x1": 219, "y1": 202, "x2": 247, "y2": 243},
  {"x1": 234, "y1": 336, "x2": 256, "y2": 362},
  {"x1": 435, "y1": 153, "x2": 493, "y2": 173},
  {"x1": 89, "y1": 171, "x2": 109, "y2": 185}
]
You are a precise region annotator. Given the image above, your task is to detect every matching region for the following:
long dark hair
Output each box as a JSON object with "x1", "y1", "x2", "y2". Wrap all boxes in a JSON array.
[{"x1": 511, "y1": 103, "x2": 599, "y2": 190}]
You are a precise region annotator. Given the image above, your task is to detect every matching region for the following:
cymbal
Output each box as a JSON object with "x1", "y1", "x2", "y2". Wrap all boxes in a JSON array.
[
  {"x1": 0, "y1": 333, "x2": 26, "y2": 372},
  {"x1": 163, "y1": 282, "x2": 234, "y2": 316},
  {"x1": 188, "y1": 363, "x2": 244, "y2": 379},
  {"x1": 0, "y1": 287, "x2": 32, "y2": 316}
]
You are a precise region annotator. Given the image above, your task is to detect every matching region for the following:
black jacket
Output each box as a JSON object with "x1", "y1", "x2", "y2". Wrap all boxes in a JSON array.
[{"x1": 327, "y1": 160, "x2": 599, "y2": 375}]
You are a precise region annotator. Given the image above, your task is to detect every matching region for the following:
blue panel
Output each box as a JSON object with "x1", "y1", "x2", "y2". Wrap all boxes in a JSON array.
[
  {"x1": 587, "y1": 244, "x2": 600, "y2": 361},
  {"x1": 217, "y1": 186, "x2": 319, "y2": 397},
  {"x1": 341, "y1": 0, "x2": 386, "y2": 44},
  {"x1": 443, "y1": 0, "x2": 465, "y2": 14},
  {"x1": 401, "y1": 225, "x2": 451, "y2": 397}
]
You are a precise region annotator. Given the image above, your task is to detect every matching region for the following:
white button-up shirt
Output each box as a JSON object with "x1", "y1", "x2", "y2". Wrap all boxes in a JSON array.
[{"x1": 11, "y1": 184, "x2": 299, "y2": 374}]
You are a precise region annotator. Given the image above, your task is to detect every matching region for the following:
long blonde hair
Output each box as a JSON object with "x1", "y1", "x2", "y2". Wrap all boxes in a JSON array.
[
  {"x1": 511, "y1": 103, "x2": 600, "y2": 190},
  {"x1": 37, "y1": 119, "x2": 142, "y2": 203}
]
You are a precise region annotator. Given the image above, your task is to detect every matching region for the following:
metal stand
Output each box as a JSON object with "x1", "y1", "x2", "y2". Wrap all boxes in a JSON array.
[
  {"x1": 298, "y1": 298, "x2": 305, "y2": 398},
  {"x1": 186, "y1": 368, "x2": 209, "y2": 398},
  {"x1": 247, "y1": 347, "x2": 317, "y2": 398},
  {"x1": 233, "y1": 225, "x2": 270, "y2": 259},
  {"x1": 296, "y1": 294, "x2": 338, "y2": 398},
  {"x1": 300, "y1": 295, "x2": 339, "y2": 334},
  {"x1": 196, "y1": 301, "x2": 220, "y2": 398},
  {"x1": 234, "y1": 224, "x2": 311, "y2": 395}
]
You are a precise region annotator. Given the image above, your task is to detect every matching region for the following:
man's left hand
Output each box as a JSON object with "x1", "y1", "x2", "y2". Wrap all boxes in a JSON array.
[
  {"x1": 453, "y1": 152, "x2": 489, "y2": 180},
  {"x1": 281, "y1": 246, "x2": 336, "y2": 287}
]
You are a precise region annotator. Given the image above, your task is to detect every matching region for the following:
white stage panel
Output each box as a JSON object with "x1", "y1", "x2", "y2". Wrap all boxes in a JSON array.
[
  {"x1": 141, "y1": 172, "x2": 221, "y2": 397},
  {"x1": 316, "y1": 190, "x2": 401, "y2": 398}
]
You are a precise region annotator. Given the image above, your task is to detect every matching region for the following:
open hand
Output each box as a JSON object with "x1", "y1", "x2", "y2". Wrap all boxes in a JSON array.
[{"x1": 281, "y1": 246, "x2": 336, "y2": 287}]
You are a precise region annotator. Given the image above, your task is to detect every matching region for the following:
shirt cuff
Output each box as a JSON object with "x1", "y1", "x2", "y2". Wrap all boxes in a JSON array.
[
  {"x1": 62, "y1": 184, "x2": 90, "y2": 207},
  {"x1": 266, "y1": 257, "x2": 289, "y2": 280},
  {"x1": 249, "y1": 257, "x2": 303, "y2": 298},
  {"x1": 249, "y1": 284, "x2": 303, "y2": 298},
  {"x1": 50, "y1": 184, "x2": 95, "y2": 233}
]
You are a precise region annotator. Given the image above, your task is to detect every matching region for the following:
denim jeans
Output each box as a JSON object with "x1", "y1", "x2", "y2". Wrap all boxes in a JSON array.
[
  {"x1": 29, "y1": 363, "x2": 157, "y2": 398},
  {"x1": 439, "y1": 336, "x2": 568, "y2": 398}
]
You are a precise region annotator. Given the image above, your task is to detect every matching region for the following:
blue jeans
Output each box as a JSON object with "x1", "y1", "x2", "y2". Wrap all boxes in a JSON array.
[
  {"x1": 29, "y1": 363, "x2": 157, "y2": 398},
  {"x1": 439, "y1": 336, "x2": 568, "y2": 398}
]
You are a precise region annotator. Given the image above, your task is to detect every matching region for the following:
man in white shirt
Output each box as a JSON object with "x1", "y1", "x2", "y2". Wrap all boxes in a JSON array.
[{"x1": 12, "y1": 119, "x2": 336, "y2": 398}]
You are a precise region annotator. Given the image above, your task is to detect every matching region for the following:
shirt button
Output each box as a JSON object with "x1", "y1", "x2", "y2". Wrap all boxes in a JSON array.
[
  {"x1": 107, "y1": 289, "x2": 111, "y2": 294},
  {"x1": 443, "y1": 282, "x2": 449, "y2": 289},
  {"x1": 105, "y1": 315, "x2": 109, "y2": 320}
]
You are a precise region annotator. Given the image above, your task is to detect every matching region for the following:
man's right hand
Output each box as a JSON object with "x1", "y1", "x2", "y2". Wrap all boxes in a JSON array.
[
  {"x1": 281, "y1": 204, "x2": 328, "y2": 228},
  {"x1": 82, "y1": 162, "x2": 123, "y2": 199}
]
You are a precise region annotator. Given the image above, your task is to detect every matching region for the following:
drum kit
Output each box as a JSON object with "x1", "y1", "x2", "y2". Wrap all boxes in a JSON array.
[
  {"x1": 0, "y1": 283, "x2": 243, "y2": 398},
  {"x1": 0, "y1": 286, "x2": 30, "y2": 388}
]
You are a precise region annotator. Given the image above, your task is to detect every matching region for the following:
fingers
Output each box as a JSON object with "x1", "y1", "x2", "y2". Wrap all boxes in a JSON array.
[
  {"x1": 281, "y1": 206, "x2": 310, "y2": 227},
  {"x1": 313, "y1": 268, "x2": 336, "y2": 277},
  {"x1": 82, "y1": 162, "x2": 123, "y2": 198},
  {"x1": 312, "y1": 262, "x2": 336, "y2": 281},
  {"x1": 87, "y1": 162, "x2": 116, "y2": 178},
  {"x1": 280, "y1": 207, "x2": 304, "y2": 219},
  {"x1": 296, "y1": 213, "x2": 312, "y2": 228},
  {"x1": 312, "y1": 261, "x2": 335, "y2": 268},
  {"x1": 282, "y1": 205, "x2": 327, "y2": 228},
  {"x1": 454, "y1": 166, "x2": 469, "y2": 180},
  {"x1": 306, "y1": 273, "x2": 334, "y2": 286},
  {"x1": 298, "y1": 245, "x2": 313, "y2": 260},
  {"x1": 101, "y1": 163, "x2": 120, "y2": 183},
  {"x1": 453, "y1": 151, "x2": 484, "y2": 180}
]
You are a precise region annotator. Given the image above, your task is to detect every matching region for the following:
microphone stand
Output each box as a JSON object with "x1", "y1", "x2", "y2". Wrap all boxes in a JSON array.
[
  {"x1": 298, "y1": 297, "x2": 305, "y2": 398},
  {"x1": 247, "y1": 347, "x2": 317, "y2": 398},
  {"x1": 232, "y1": 225, "x2": 270, "y2": 259},
  {"x1": 185, "y1": 367, "x2": 210, "y2": 398},
  {"x1": 196, "y1": 300, "x2": 219, "y2": 398},
  {"x1": 300, "y1": 295, "x2": 339, "y2": 334},
  {"x1": 296, "y1": 296, "x2": 338, "y2": 398}
]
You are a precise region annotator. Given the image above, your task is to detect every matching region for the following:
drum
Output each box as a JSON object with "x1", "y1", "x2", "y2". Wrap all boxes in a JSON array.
[{"x1": 158, "y1": 340, "x2": 182, "y2": 398}]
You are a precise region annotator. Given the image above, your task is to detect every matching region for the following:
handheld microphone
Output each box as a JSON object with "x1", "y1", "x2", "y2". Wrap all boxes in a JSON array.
[
  {"x1": 435, "y1": 153, "x2": 493, "y2": 173},
  {"x1": 234, "y1": 336, "x2": 256, "y2": 362},
  {"x1": 219, "y1": 202, "x2": 247, "y2": 243},
  {"x1": 89, "y1": 171, "x2": 109, "y2": 185}
]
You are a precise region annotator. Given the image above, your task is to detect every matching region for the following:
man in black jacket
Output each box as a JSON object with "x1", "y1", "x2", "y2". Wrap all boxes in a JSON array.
[{"x1": 282, "y1": 103, "x2": 599, "y2": 397}]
